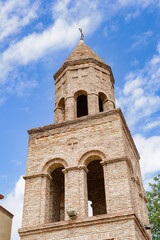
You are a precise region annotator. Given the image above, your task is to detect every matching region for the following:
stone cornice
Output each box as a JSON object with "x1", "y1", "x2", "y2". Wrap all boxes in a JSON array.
[
  {"x1": 28, "y1": 109, "x2": 118, "y2": 134},
  {"x1": 27, "y1": 108, "x2": 139, "y2": 161},
  {"x1": 23, "y1": 173, "x2": 52, "y2": 180},
  {"x1": 101, "y1": 156, "x2": 133, "y2": 173},
  {"x1": 53, "y1": 58, "x2": 115, "y2": 84},
  {"x1": 19, "y1": 213, "x2": 151, "y2": 240}
]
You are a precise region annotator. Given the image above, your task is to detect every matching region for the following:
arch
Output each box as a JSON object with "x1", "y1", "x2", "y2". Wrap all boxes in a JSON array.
[
  {"x1": 98, "y1": 92, "x2": 107, "y2": 112},
  {"x1": 50, "y1": 166, "x2": 65, "y2": 222},
  {"x1": 78, "y1": 149, "x2": 107, "y2": 217},
  {"x1": 42, "y1": 158, "x2": 67, "y2": 223},
  {"x1": 87, "y1": 159, "x2": 107, "y2": 216},
  {"x1": 79, "y1": 149, "x2": 106, "y2": 167},
  {"x1": 74, "y1": 90, "x2": 88, "y2": 118},
  {"x1": 57, "y1": 97, "x2": 65, "y2": 121},
  {"x1": 42, "y1": 158, "x2": 68, "y2": 174},
  {"x1": 74, "y1": 90, "x2": 88, "y2": 99}
]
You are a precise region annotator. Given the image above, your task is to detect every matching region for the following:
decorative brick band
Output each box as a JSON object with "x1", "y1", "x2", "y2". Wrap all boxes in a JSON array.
[
  {"x1": 54, "y1": 58, "x2": 114, "y2": 83},
  {"x1": 23, "y1": 173, "x2": 52, "y2": 180}
]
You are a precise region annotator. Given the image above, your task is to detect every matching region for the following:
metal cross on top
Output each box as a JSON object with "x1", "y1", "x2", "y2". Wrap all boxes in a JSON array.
[{"x1": 79, "y1": 28, "x2": 84, "y2": 40}]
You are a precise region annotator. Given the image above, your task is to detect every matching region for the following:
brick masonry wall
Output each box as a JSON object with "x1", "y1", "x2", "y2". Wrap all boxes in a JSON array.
[
  {"x1": 20, "y1": 109, "x2": 151, "y2": 240},
  {"x1": 19, "y1": 216, "x2": 149, "y2": 240},
  {"x1": 20, "y1": 40, "x2": 151, "y2": 240},
  {"x1": 54, "y1": 62, "x2": 115, "y2": 123}
]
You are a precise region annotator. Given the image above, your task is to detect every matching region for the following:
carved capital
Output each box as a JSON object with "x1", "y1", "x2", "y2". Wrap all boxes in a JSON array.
[{"x1": 62, "y1": 165, "x2": 88, "y2": 173}]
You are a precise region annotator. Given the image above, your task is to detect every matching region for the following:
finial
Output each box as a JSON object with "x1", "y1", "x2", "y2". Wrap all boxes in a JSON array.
[{"x1": 79, "y1": 28, "x2": 84, "y2": 40}]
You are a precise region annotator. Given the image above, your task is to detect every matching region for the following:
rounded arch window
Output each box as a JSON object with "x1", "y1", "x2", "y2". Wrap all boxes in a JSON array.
[
  {"x1": 50, "y1": 166, "x2": 65, "y2": 222},
  {"x1": 98, "y1": 92, "x2": 107, "y2": 112},
  {"x1": 87, "y1": 160, "x2": 107, "y2": 216},
  {"x1": 57, "y1": 98, "x2": 65, "y2": 121},
  {"x1": 75, "y1": 90, "x2": 88, "y2": 118}
]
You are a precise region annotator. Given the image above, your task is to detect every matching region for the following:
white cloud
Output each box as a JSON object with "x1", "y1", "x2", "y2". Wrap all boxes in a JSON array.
[
  {"x1": 125, "y1": 9, "x2": 140, "y2": 23},
  {"x1": 0, "y1": 0, "x2": 39, "y2": 41},
  {"x1": 0, "y1": 0, "x2": 160, "y2": 103},
  {"x1": 1, "y1": 177, "x2": 25, "y2": 240},
  {"x1": 0, "y1": 0, "x2": 102, "y2": 102},
  {"x1": 134, "y1": 134, "x2": 160, "y2": 179},
  {"x1": 1, "y1": 0, "x2": 159, "y2": 84},
  {"x1": 15, "y1": 80, "x2": 38, "y2": 96},
  {"x1": 117, "y1": 41, "x2": 160, "y2": 129},
  {"x1": 144, "y1": 119, "x2": 160, "y2": 130},
  {"x1": 0, "y1": 1, "x2": 101, "y2": 71},
  {"x1": 117, "y1": 0, "x2": 158, "y2": 8},
  {"x1": 131, "y1": 31, "x2": 153, "y2": 49}
]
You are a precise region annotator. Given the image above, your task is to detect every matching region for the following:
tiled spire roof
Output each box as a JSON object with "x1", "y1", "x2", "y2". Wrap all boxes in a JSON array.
[
  {"x1": 54, "y1": 40, "x2": 111, "y2": 80},
  {"x1": 65, "y1": 40, "x2": 106, "y2": 64}
]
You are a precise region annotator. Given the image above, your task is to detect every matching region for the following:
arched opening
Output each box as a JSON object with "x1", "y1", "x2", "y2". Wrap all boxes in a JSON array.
[
  {"x1": 99, "y1": 96, "x2": 103, "y2": 112},
  {"x1": 98, "y1": 93, "x2": 107, "y2": 112},
  {"x1": 87, "y1": 160, "x2": 106, "y2": 216},
  {"x1": 57, "y1": 98, "x2": 65, "y2": 122},
  {"x1": 77, "y1": 95, "x2": 88, "y2": 118},
  {"x1": 50, "y1": 167, "x2": 64, "y2": 222}
]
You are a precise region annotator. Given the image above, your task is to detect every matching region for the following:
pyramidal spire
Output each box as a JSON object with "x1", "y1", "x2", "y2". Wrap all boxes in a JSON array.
[{"x1": 65, "y1": 39, "x2": 106, "y2": 65}]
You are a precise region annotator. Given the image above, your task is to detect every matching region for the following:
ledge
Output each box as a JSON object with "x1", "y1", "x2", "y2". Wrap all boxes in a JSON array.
[
  {"x1": 27, "y1": 108, "x2": 118, "y2": 134},
  {"x1": 19, "y1": 213, "x2": 151, "y2": 240},
  {"x1": 23, "y1": 173, "x2": 52, "y2": 180},
  {"x1": 53, "y1": 58, "x2": 115, "y2": 84}
]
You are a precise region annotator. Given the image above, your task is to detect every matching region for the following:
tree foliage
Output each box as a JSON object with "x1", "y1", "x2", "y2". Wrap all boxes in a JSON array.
[{"x1": 146, "y1": 174, "x2": 160, "y2": 240}]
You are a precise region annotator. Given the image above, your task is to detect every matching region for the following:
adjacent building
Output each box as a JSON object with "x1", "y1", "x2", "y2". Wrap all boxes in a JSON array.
[{"x1": 0, "y1": 195, "x2": 13, "y2": 240}]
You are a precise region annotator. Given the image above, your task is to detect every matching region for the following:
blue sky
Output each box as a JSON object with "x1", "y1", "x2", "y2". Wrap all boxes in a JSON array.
[{"x1": 0, "y1": 0, "x2": 160, "y2": 239}]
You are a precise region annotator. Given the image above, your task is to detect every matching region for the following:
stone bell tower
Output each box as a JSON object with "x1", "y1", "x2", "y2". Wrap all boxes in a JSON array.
[{"x1": 19, "y1": 39, "x2": 152, "y2": 240}]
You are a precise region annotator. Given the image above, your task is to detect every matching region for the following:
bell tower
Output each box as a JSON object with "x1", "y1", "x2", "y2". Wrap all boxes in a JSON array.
[
  {"x1": 54, "y1": 39, "x2": 115, "y2": 124},
  {"x1": 19, "y1": 38, "x2": 152, "y2": 240}
]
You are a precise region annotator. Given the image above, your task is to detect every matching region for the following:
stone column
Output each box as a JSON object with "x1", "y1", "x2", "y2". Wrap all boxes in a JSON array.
[
  {"x1": 63, "y1": 166, "x2": 88, "y2": 221},
  {"x1": 101, "y1": 162, "x2": 111, "y2": 214},
  {"x1": 65, "y1": 97, "x2": 75, "y2": 121},
  {"x1": 88, "y1": 93, "x2": 99, "y2": 115},
  {"x1": 78, "y1": 166, "x2": 88, "y2": 218},
  {"x1": 22, "y1": 175, "x2": 43, "y2": 227},
  {"x1": 102, "y1": 157, "x2": 134, "y2": 215},
  {"x1": 39, "y1": 174, "x2": 52, "y2": 224}
]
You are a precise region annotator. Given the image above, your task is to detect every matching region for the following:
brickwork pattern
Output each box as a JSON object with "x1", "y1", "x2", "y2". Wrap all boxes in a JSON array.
[{"x1": 19, "y1": 40, "x2": 151, "y2": 240}]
